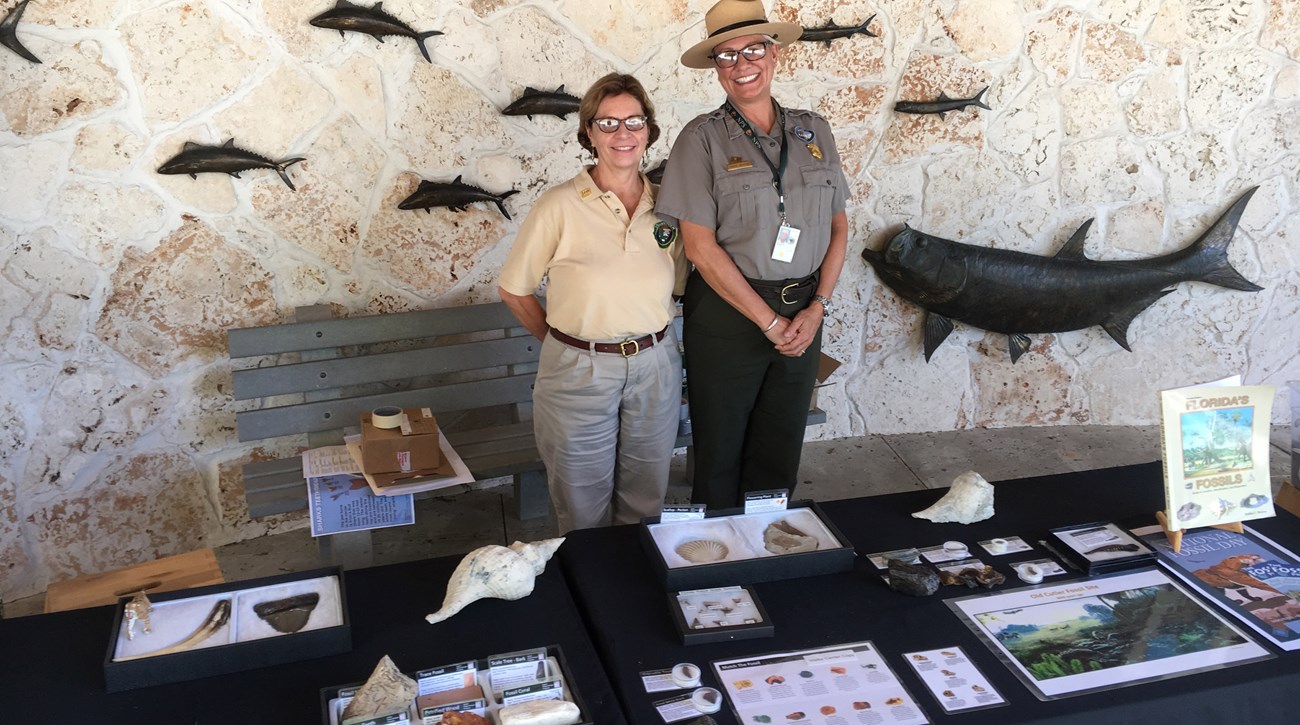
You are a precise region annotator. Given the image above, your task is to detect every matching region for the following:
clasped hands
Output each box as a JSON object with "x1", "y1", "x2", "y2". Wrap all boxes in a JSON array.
[{"x1": 763, "y1": 304, "x2": 823, "y2": 357}]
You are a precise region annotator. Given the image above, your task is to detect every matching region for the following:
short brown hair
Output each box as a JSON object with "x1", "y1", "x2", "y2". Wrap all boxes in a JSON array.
[{"x1": 577, "y1": 73, "x2": 661, "y2": 156}]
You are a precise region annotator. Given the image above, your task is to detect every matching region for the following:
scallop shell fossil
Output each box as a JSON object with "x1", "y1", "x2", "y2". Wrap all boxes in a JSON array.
[
  {"x1": 676, "y1": 539, "x2": 729, "y2": 563},
  {"x1": 425, "y1": 538, "x2": 565, "y2": 624}
]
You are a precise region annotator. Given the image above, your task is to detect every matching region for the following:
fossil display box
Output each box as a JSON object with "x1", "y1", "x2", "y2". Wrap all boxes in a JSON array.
[
  {"x1": 102, "y1": 567, "x2": 351, "y2": 692},
  {"x1": 640, "y1": 500, "x2": 855, "y2": 590}
]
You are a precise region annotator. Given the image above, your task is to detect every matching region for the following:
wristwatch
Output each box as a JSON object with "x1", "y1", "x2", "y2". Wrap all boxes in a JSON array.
[{"x1": 811, "y1": 294, "x2": 833, "y2": 317}]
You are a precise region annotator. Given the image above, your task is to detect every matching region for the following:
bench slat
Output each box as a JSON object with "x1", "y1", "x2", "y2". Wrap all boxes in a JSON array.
[
  {"x1": 232, "y1": 336, "x2": 541, "y2": 400},
  {"x1": 235, "y1": 373, "x2": 536, "y2": 441},
  {"x1": 227, "y1": 303, "x2": 524, "y2": 358}
]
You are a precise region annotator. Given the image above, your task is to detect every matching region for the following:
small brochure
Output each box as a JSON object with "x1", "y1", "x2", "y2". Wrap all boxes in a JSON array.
[
  {"x1": 1133, "y1": 524, "x2": 1300, "y2": 651},
  {"x1": 1159, "y1": 382, "x2": 1276, "y2": 531},
  {"x1": 902, "y1": 646, "x2": 1007, "y2": 713},
  {"x1": 307, "y1": 474, "x2": 415, "y2": 537},
  {"x1": 711, "y1": 640, "x2": 929, "y2": 724}
]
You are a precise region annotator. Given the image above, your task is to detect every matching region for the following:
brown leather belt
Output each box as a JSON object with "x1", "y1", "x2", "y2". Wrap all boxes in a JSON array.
[
  {"x1": 550, "y1": 326, "x2": 668, "y2": 357},
  {"x1": 747, "y1": 273, "x2": 818, "y2": 305}
]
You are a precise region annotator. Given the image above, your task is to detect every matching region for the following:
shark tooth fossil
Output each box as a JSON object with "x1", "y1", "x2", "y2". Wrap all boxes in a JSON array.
[{"x1": 253, "y1": 592, "x2": 321, "y2": 634}]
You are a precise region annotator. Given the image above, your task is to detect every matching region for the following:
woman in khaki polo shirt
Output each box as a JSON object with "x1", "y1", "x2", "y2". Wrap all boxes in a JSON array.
[{"x1": 499, "y1": 74, "x2": 687, "y2": 534}]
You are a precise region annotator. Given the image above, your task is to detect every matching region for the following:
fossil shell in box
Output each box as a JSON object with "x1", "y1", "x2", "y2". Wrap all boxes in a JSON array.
[
  {"x1": 762, "y1": 520, "x2": 820, "y2": 555},
  {"x1": 676, "y1": 539, "x2": 729, "y2": 563}
]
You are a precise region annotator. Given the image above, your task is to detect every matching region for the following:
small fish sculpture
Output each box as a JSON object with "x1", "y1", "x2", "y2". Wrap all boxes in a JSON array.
[
  {"x1": 309, "y1": 0, "x2": 442, "y2": 63},
  {"x1": 425, "y1": 538, "x2": 564, "y2": 624},
  {"x1": 800, "y1": 14, "x2": 878, "y2": 45},
  {"x1": 114, "y1": 599, "x2": 231, "y2": 661},
  {"x1": 502, "y1": 85, "x2": 580, "y2": 119},
  {"x1": 646, "y1": 158, "x2": 668, "y2": 185},
  {"x1": 399, "y1": 175, "x2": 520, "y2": 220},
  {"x1": 894, "y1": 86, "x2": 991, "y2": 120},
  {"x1": 1, "y1": 0, "x2": 40, "y2": 63},
  {"x1": 157, "y1": 139, "x2": 306, "y2": 190},
  {"x1": 862, "y1": 187, "x2": 1263, "y2": 362}
]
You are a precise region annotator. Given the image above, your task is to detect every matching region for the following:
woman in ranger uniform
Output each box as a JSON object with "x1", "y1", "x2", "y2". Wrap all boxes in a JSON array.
[
  {"x1": 500, "y1": 74, "x2": 686, "y2": 533},
  {"x1": 657, "y1": 0, "x2": 850, "y2": 508}
]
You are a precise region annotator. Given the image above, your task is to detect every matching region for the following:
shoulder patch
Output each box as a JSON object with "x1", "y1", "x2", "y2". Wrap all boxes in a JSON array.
[{"x1": 653, "y1": 221, "x2": 678, "y2": 249}]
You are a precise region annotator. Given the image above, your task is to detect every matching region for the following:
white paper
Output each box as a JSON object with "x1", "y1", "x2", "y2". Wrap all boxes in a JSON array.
[
  {"x1": 303, "y1": 445, "x2": 362, "y2": 478},
  {"x1": 902, "y1": 646, "x2": 1007, "y2": 713}
]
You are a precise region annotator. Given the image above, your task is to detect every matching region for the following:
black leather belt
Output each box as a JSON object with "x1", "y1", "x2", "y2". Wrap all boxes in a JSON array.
[
  {"x1": 550, "y1": 326, "x2": 668, "y2": 357},
  {"x1": 746, "y1": 274, "x2": 818, "y2": 305}
]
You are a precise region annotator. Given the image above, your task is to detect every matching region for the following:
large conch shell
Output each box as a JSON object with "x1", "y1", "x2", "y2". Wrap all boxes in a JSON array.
[
  {"x1": 425, "y1": 538, "x2": 565, "y2": 624},
  {"x1": 912, "y1": 471, "x2": 995, "y2": 524}
]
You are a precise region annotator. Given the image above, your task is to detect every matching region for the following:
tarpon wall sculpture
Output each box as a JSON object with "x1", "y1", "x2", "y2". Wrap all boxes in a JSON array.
[{"x1": 861, "y1": 188, "x2": 1263, "y2": 363}]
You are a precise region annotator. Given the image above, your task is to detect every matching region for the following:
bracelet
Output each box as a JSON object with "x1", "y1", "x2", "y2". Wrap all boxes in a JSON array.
[{"x1": 762, "y1": 315, "x2": 779, "y2": 333}]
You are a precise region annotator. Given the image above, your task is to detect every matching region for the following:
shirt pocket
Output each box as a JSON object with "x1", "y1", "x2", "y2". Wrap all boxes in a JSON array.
[
  {"x1": 799, "y1": 164, "x2": 838, "y2": 225},
  {"x1": 714, "y1": 168, "x2": 770, "y2": 230}
]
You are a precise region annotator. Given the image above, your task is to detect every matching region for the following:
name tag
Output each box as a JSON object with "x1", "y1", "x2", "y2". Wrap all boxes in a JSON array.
[{"x1": 771, "y1": 223, "x2": 800, "y2": 263}]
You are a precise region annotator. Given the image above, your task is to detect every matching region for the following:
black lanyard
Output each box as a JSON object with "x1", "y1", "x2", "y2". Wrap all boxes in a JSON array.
[{"x1": 723, "y1": 100, "x2": 789, "y2": 224}]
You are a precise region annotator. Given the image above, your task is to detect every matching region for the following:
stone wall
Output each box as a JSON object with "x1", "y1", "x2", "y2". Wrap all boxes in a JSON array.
[{"x1": 1, "y1": 0, "x2": 1296, "y2": 600}]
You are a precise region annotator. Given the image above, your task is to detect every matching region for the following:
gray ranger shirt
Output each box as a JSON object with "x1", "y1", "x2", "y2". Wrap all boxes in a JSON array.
[{"x1": 655, "y1": 103, "x2": 850, "y2": 281}]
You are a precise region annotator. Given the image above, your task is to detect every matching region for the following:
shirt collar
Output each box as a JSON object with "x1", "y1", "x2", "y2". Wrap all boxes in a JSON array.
[{"x1": 573, "y1": 167, "x2": 603, "y2": 203}]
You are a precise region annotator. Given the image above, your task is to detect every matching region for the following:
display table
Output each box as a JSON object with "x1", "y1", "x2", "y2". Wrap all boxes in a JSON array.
[
  {"x1": 0, "y1": 550, "x2": 626, "y2": 724},
  {"x1": 560, "y1": 462, "x2": 1300, "y2": 724}
]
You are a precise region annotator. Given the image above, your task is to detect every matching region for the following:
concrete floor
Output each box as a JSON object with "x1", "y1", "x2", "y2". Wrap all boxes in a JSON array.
[{"x1": 6, "y1": 425, "x2": 1294, "y2": 618}]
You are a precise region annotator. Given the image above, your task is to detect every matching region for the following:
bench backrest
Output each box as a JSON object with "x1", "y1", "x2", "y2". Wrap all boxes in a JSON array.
[{"x1": 228, "y1": 302, "x2": 539, "y2": 443}]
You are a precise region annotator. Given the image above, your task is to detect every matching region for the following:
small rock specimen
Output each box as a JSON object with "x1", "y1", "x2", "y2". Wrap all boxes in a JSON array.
[
  {"x1": 340, "y1": 655, "x2": 418, "y2": 722},
  {"x1": 939, "y1": 565, "x2": 1006, "y2": 589},
  {"x1": 887, "y1": 559, "x2": 940, "y2": 597},
  {"x1": 912, "y1": 471, "x2": 995, "y2": 524}
]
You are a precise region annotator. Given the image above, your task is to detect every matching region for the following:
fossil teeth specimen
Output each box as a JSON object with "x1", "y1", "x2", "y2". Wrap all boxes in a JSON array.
[
  {"x1": 253, "y1": 592, "x2": 321, "y2": 633},
  {"x1": 912, "y1": 471, "x2": 995, "y2": 524},
  {"x1": 341, "y1": 655, "x2": 418, "y2": 723},
  {"x1": 114, "y1": 599, "x2": 231, "y2": 661},
  {"x1": 425, "y1": 538, "x2": 565, "y2": 624}
]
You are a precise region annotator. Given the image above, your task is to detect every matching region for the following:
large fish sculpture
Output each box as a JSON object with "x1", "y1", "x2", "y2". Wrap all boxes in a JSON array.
[
  {"x1": 800, "y1": 15, "x2": 878, "y2": 45},
  {"x1": 157, "y1": 139, "x2": 305, "y2": 190},
  {"x1": 398, "y1": 175, "x2": 519, "y2": 220},
  {"x1": 502, "y1": 85, "x2": 580, "y2": 119},
  {"x1": 894, "y1": 87, "x2": 991, "y2": 120},
  {"x1": 309, "y1": 0, "x2": 442, "y2": 63},
  {"x1": 861, "y1": 187, "x2": 1263, "y2": 363},
  {"x1": 1, "y1": 0, "x2": 40, "y2": 64}
]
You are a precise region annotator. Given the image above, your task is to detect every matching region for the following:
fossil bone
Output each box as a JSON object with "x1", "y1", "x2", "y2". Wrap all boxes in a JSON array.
[
  {"x1": 425, "y1": 538, "x2": 565, "y2": 624},
  {"x1": 912, "y1": 471, "x2": 995, "y2": 524},
  {"x1": 114, "y1": 599, "x2": 230, "y2": 661}
]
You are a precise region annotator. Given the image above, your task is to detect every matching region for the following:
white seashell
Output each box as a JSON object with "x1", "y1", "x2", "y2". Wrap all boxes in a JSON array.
[
  {"x1": 425, "y1": 538, "x2": 565, "y2": 624},
  {"x1": 497, "y1": 699, "x2": 581, "y2": 725},
  {"x1": 676, "y1": 539, "x2": 729, "y2": 563},
  {"x1": 912, "y1": 471, "x2": 995, "y2": 524}
]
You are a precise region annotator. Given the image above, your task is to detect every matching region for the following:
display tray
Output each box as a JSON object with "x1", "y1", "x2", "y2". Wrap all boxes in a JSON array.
[
  {"x1": 103, "y1": 567, "x2": 350, "y2": 692},
  {"x1": 1045, "y1": 521, "x2": 1156, "y2": 574},
  {"x1": 319, "y1": 644, "x2": 594, "y2": 725},
  {"x1": 640, "y1": 500, "x2": 855, "y2": 590},
  {"x1": 670, "y1": 585, "x2": 774, "y2": 646}
]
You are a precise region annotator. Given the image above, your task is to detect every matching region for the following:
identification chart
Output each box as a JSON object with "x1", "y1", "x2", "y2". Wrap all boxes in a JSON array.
[{"x1": 712, "y1": 641, "x2": 928, "y2": 724}]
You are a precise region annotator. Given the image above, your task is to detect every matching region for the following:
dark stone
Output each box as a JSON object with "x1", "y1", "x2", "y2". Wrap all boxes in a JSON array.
[{"x1": 887, "y1": 559, "x2": 939, "y2": 597}]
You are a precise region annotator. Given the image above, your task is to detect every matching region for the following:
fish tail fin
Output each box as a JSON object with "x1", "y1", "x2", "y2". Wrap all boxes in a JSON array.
[
  {"x1": 494, "y1": 189, "x2": 520, "y2": 220},
  {"x1": 415, "y1": 30, "x2": 442, "y2": 63},
  {"x1": 973, "y1": 86, "x2": 991, "y2": 110},
  {"x1": 859, "y1": 14, "x2": 878, "y2": 36},
  {"x1": 275, "y1": 157, "x2": 307, "y2": 191},
  {"x1": 1186, "y1": 186, "x2": 1264, "y2": 292}
]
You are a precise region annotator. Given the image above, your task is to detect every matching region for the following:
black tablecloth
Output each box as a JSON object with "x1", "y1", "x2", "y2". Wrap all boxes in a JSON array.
[
  {"x1": 560, "y1": 462, "x2": 1298, "y2": 724},
  {"x1": 0, "y1": 550, "x2": 625, "y2": 724}
]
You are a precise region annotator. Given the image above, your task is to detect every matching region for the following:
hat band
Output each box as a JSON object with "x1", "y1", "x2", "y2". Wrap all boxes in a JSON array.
[{"x1": 708, "y1": 17, "x2": 767, "y2": 38}]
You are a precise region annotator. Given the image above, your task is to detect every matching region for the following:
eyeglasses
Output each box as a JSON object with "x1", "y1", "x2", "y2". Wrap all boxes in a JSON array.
[
  {"x1": 590, "y1": 115, "x2": 648, "y2": 133},
  {"x1": 710, "y1": 41, "x2": 772, "y2": 68}
]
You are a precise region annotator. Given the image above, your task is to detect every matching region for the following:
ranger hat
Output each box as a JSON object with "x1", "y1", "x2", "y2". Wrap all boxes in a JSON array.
[{"x1": 680, "y1": 0, "x2": 802, "y2": 69}]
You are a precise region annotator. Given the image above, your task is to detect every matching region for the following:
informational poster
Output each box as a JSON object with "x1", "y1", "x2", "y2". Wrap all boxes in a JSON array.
[
  {"x1": 307, "y1": 474, "x2": 415, "y2": 537},
  {"x1": 712, "y1": 640, "x2": 929, "y2": 724},
  {"x1": 1134, "y1": 524, "x2": 1300, "y2": 651},
  {"x1": 947, "y1": 569, "x2": 1271, "y2": 700},
  {"x1": 1159, "y1": 384, "x2": 1276, "y2": 530}
]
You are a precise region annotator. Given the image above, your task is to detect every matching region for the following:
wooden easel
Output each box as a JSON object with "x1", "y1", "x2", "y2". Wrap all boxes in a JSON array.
[{"x1": 1154, "y1": 510, "x2": 1244, "y2": 553}]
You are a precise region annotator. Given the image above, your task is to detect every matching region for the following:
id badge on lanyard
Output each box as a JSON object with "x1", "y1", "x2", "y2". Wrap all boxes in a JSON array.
[
  {"x1": 722, "y1": 100, "x2": 801, "y2": 265},
  {"x1": 772, "y1": 223, "x2": 800, "y2": 263}
]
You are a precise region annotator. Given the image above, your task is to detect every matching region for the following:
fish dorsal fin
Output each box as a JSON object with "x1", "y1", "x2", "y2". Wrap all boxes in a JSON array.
[
  {"x1": 1008, "y1": 334, "x2": 1032, "y2": 363},
  {"x1": 1101, "y1": 289, "x2": 1172, "y2": 352},
  {"x1": 923, "y1": 314, "x2": 954, "y2": 363},
  {"x1": 1053, "y1": 219, "x2": 1093, "y2": 261},
  {"x1": 416, "y1": 179, "x2": 435, "y2": 190},
  {"x1": 556, "y1": 84, "x2": 565, "y2": 93},
  {"x1": 938, "y1": 92, "x2": 951, "y2": 102},
  {"x1": 523, "y1": 86, "x2": 538, "y2": 95},
  {"x1": 453, "y1": 174, "x2": 463, "y2": 184},
  {"x1": 336, "y1": 0, "x2": 357, "y2": 6},
  {"x1": 222, "y1": 138, "x2": 236, "y2": 147},
  {"x1": 182, "y1": 141, "x2": 202, "y2": 151},
  {"x1": 373, "y1": 1, "x2": 383, "y2": 8}
]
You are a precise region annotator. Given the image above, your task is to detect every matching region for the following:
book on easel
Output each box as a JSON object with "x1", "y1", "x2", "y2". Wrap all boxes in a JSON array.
[{"x1": 1157, "y1": 377, "x2": 1276, "y2": 551}]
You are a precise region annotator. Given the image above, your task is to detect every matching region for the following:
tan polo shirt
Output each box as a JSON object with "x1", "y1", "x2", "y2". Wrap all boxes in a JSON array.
[
  {"x1": 500, "y1": 167, "x2": 686, "y2": 341},
  {"x1": 655, "y1": 103, "x2": 850, "y2": 280}
]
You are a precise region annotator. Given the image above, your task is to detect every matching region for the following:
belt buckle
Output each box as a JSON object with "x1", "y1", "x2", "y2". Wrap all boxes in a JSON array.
[
  {"x1": 780, "y1": 281, "x2": 799, "y2": 305},
  {"x1": 619, "y1": 338, "x2": 640, "y2": 357}
]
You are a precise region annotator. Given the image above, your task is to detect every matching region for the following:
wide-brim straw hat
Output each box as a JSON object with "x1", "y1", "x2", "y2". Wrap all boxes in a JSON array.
[{"x1": 681, "y1": 0, "x2": 802, "y2": 69}]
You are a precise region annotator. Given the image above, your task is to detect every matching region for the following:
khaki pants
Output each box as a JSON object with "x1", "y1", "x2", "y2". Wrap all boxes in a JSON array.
[{"x1": 532, "y1": 328, "x2": 682, "y2": 533}]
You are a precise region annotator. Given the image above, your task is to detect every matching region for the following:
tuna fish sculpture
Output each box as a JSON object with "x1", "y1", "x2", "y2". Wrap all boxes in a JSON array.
[
  {"x1": 502, "y1": 85, "x2": 581, "y2": 119},
  {"x1": 1, "y1": 0, "x2": 40, "y2": 63},
  {"x1": 894, "y1": 87, "x2": 991, "y2": 120},
  {"x1": 309, "y1": 0, "x2": 442, "y2": 63},
  {"x1": 398, "y1": 175, "x2": 520, "y2": 220},
  {"x1": 800, "y1": 15, "x2": 878, "y2": 45},
  {"x1": 861, "y1": 187, "x2": 1263, "y2": 363},
  {"x1": 157, "y1": 139, "x2": 306, "y2": 190}
]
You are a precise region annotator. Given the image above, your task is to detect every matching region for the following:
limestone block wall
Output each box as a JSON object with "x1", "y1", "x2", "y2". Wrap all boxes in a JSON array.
[{"x1": 0, "y1": 0, "x2": 1296, "y2": 600}]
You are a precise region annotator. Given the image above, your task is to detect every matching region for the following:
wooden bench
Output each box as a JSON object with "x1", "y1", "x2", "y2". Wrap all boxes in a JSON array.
[{"x1": 227, "y1": 301, "x2": 828, "y2": 562}]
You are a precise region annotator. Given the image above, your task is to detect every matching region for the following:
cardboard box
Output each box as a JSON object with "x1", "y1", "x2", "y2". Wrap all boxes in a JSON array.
[{"x1": 360, "y1": 407, "x2": 441, "y2": 474}]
